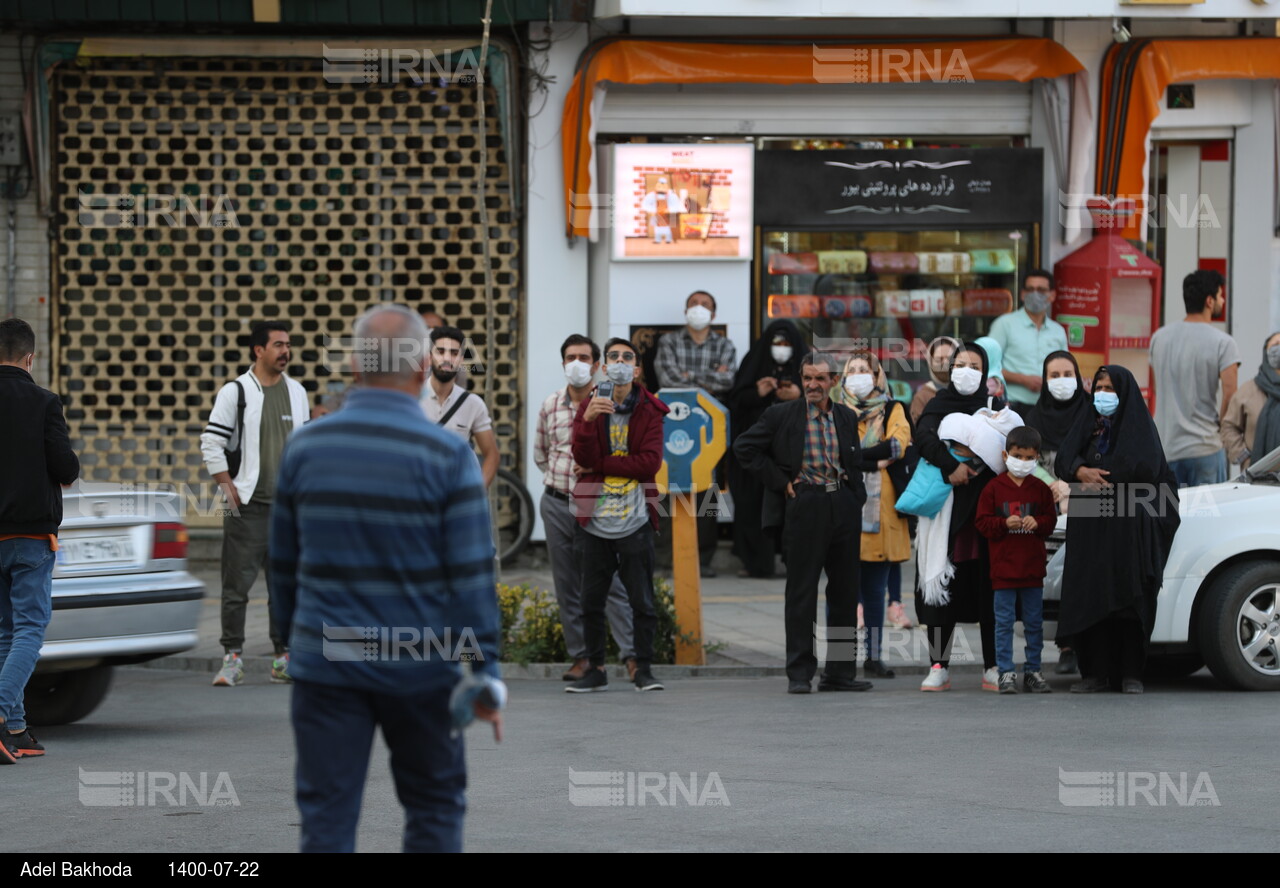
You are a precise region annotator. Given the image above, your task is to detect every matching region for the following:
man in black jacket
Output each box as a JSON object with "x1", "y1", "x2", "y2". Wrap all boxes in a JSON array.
[
  {"x1": 0, "y1": 319, "x2": 79, "y2": 763},
  {"x1": 734, "y1": 352, "x2": 869, "y2": 695}
]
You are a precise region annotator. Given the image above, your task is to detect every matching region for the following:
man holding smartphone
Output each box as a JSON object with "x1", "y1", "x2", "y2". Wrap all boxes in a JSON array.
[{"x1": 567, "y1": 338, "x2": 670, "y2": 694}]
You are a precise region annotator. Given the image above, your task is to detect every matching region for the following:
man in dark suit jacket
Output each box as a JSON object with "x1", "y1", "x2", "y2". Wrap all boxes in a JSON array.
[{"x1": 734, "y1": 352, "x2": 868, "y2": 694}]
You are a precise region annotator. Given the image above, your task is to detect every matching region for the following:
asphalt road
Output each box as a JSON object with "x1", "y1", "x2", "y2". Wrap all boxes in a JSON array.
[{"x1": 2, "y1": 667, "x2": 1272, "y2": 853}]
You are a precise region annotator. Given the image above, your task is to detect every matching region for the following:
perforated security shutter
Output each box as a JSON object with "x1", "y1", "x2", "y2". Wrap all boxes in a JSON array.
[
  {"x1": 52, "y1": 59, "x2": 520, "y2": 519},
  {"x1": 597, "y1": 82, "x2": 1033, "y2": 137}
]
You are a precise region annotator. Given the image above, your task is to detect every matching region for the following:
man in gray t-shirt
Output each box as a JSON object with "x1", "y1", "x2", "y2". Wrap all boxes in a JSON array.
[{"x1": 1149, "y1": 270, "x2": 1240, "y2": 486}]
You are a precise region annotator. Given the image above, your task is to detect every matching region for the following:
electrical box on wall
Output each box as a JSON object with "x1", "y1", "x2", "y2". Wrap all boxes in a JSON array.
[{"x1": 0, "y1": 115, "x2": 21, "y2": 166}]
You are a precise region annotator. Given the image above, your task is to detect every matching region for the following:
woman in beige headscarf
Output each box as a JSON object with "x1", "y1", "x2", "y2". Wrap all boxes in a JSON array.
[
  {"x1": 835, "y1": 351, "x2": 912, "y2": 678},
  {"x1": 910, "y1": 336, "x2": 962, "y2": 424}
]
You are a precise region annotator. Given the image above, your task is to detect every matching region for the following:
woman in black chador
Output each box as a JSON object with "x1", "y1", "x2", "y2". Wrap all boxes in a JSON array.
[
  {"x1": 727, "y1": 320, "x2": 808, "y2": 578},
  {"x1": 1054, "y1": 365, "x2": 1181, "y2": 694}
]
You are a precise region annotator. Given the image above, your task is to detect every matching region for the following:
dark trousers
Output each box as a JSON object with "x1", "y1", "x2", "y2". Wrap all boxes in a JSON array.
[
  {"x1": 575, "y1": 524, "x2": 658, "y2": 670},
  {"x1": 782, "y1": 485, "x2": 860, "y2": 684},
  {"x1": 220, "y1": 499, "x2": 284, "y2": 654},
  {"x1": 291, "y1": 679, "x2": 465, "y2": 853},
  {"x1": 926, "y1": 560, "x2": 997, "y2": 670},
  {"x1": 859, "y1": 561, "x2": 892, "y2": 661},
  {"x1": 1076, "y1": 613, "x2": 1146, "y2": 683},
  {"x1": 729, "y1": 458, "x2": 777, "y2": 577}
]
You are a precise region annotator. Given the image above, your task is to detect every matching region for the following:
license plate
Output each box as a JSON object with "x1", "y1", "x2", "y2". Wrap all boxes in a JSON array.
[{"x1": 58, "y1": 535, "x2": 136, "y2": 567}]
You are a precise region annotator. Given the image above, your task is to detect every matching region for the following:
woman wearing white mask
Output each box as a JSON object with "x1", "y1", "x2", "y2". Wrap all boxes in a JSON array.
[
  {"x1": 834, "y1": 352, "x2": 911, "y2": 677},
  {"x1": 727, "y1": 321, "x2": 807, "y2": 578},
  {"x1": 1025, "y1": 351, "x2": 1087, "y2": 499},
  {"x1": 1054, "y1": 365, "x2": 1180, "y2": 695},
  {"x1": 913, "y1": 342, "x2": 1005, "y2": 691},
  {"x1": 1221, "y1": 331, "x2": 1280, "y2": 472},
  {"x1": 1023, "y1": 349, "x2": 1088, "y2": 674}
]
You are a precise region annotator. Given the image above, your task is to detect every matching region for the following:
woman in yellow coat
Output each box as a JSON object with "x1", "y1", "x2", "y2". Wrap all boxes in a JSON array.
[{"x1": 836, "y1": 351, "x2": 913, "y2": 677}]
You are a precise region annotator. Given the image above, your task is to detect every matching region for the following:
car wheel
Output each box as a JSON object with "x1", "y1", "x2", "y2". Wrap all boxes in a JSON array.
[
  {"x1": 23, "y1": 666, "x2": 114, "y2": 725},
  {"x1": 1197, "y1": 561, "x2": 1280, "y2": 691},
  {"x1": 1143, "y1": 653, "x2": 1205, "y2": 681}
]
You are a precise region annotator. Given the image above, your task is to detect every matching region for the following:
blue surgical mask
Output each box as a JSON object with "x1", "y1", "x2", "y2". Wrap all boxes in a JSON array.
[
  {"x1": 1094, "y1": 391, "x2": 1119, "y2": 416},
  {"x1": 947, "y1": 446, "x2": 971, "y2": 463}
]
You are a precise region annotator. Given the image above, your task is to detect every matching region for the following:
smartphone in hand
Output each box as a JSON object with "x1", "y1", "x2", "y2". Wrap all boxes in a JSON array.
[{"x1": 596, "y1": 381, "x2": 614, "y2": 400}]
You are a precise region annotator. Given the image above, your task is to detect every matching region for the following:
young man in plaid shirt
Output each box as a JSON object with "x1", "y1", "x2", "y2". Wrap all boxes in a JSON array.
[
  {"x1": 654, "y1": 290, "x2": 737, "y2": 577},
  {"x1": 534, "y1": 335, "x2": 636, "y2": 682}
]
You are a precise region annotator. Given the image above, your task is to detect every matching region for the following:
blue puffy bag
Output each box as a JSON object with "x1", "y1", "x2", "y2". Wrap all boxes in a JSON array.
[{"x1": 893, "y1": 459, "x2": 952, "y2": 518}]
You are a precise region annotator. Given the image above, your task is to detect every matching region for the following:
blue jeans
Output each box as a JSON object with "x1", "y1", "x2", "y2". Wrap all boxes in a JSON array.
[
  {"x1": 0, "y1": 538, "x2": 56, "y2": 731},
  {"x1": 291, "y1": 678, "x2": 466, "y2": 853},
  {"x1": 859, "y1": 561, "x2": 891, "y2": 661},
  {"x1": 993, "y1": 587, "x2": 1043, "y2": 674},
  {"x1": 1170, "y1": 450, "x2": 1227, "y2": 488}
]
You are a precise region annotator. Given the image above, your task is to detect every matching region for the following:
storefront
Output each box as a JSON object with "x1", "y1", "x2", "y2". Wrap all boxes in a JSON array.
[{"x1": 754, "y1": 144, "x2": 1043, "y2": 398}]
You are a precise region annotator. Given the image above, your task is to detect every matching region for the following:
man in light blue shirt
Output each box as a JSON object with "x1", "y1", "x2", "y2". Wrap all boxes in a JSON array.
[{"x1": 987, "y1": 269, "x2": 1070, "y2": 413}]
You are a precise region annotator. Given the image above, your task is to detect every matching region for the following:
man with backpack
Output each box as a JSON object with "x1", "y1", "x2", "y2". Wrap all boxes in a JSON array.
[
  {"x1": 419, "y1": 325, "x2": 500, "y2": 487},
  {"x1": 200, "y1": 321, "x2": 310, "y2": 687}
]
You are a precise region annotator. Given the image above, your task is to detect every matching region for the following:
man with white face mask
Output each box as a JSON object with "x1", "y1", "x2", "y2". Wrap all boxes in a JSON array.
[
  {"x1": 987, "y1": 270, "x2": 1069, "y2": 415},
  {"x1": 534, "y1": 335, "x2": 636, "y2": 683},
  {"x1": 655, "y1": 290, "x2": 737, "y2": 577},
  {"x1": 654, "y1": 290, "x2": 737, "y2": 398}
]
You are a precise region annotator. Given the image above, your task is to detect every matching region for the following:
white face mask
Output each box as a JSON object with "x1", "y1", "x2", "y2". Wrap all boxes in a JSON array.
[
  {"x1": 1005, "y1": 456, "x2": 1037, "y2": 478},
  {"x1": 844, "y1": 373, "x2": 875, "y2": 399},
  {"x1": 605, "y1": 361, "x2": 634, "y2": 385},
  {"x1": 951, "y1": 366, "x2": 983, "y2": 396},
  {"x1": 771, "y1": 344, "x2": 793, "y2": 365},
  {"x1": 564, "y1": 360, "x2": 593, "y2": 388},
  {"x1": 1046, "y1": 376, "x2": 1077, "y2": 402},
  {"x1": 686, "y1": 305, "x2": 713, "y2": 330}
]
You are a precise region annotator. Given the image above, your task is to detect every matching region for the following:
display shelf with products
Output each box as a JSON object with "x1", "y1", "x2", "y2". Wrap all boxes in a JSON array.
[{"x1": 762, "y1": 227, "x2": 1033, "y2": 397}]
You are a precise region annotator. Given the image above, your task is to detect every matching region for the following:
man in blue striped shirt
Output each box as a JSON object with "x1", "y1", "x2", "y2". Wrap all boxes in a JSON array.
[{"x1": 270, "y1": 304, "x2": 503, "y2": 853}]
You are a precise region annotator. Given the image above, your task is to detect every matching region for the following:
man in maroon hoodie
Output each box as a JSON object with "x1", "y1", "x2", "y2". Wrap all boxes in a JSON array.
[
  {"x1": 567, "y1": 337, "x2": 670, "y2": 694},
  {"x1": 975, "y1": 425, "x2": 1057, "y2": 694}
]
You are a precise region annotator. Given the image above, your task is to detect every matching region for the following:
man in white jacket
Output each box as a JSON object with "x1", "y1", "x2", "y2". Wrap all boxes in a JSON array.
[{"x1": 200, "y1": 321, "x2": 310, "y2": 687}]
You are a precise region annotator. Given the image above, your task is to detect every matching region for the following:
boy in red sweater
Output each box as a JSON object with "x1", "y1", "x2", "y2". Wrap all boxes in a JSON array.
[{"x1": 976, "y1": 426, "x2": 1057, "y2": 694}]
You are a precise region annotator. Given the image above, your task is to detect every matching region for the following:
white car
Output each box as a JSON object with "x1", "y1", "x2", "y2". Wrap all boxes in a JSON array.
[
  {"x1": 25, "y1": 484, "x2": 205, "y2": 724},
  {"x1": 1044, "y1": 445, "x2": 1280, "y2": 691}
]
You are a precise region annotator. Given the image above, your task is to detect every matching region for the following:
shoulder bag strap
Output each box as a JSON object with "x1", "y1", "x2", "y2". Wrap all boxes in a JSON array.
[{"x1": 437, "y1": 389, "x2": 471, "y2": 427}]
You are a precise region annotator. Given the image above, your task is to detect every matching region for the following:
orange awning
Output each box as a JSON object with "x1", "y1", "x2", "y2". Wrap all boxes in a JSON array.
[
  {"x1": 1096, "y1": 37, "x2": 1280, "y2": 241},
  {"x1": 563, "y1": 37, "x2": 1085, "y2": 239}
]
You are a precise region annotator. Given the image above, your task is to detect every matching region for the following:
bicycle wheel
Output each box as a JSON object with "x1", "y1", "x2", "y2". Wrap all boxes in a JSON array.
[{"x1": 491, "y1": 467, "x2": 535, "y2": 567}]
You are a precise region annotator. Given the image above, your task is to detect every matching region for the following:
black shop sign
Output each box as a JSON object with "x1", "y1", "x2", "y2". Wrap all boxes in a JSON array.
[{"x1": 755, "y1": 148, "x2": 1043, "y2": 228}]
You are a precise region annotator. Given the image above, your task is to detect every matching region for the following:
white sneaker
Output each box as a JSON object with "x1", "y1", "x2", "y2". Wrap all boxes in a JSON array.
[
  {"x1": 920, "y1": 664, "x2": 950, "y2": 692},
  {"x1": 981, "y1": 666, "x2": 1000, "y2": 692},
  {"x1": 212, "y1": 653, "x2": 244, "y2": 687}
]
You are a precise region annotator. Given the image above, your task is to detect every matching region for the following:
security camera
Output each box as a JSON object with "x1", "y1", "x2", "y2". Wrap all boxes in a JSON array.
[{"x1": 1112, "y1": 19, "x2": 1131, "y2": 43}]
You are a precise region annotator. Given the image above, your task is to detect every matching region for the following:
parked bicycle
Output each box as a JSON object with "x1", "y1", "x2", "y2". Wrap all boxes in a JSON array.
[{"x1": 492, "y1": 466, "x2": 534, "y2": 566}]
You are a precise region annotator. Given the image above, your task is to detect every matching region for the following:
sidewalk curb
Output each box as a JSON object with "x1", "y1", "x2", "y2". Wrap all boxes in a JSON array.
[{"x1": 134, "y1": 655, "x2": 996, "y2": 680}]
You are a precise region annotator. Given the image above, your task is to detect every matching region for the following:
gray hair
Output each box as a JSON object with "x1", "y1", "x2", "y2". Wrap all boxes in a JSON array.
[
  {"x1": 352, "y1": 304, "x2": 430, "y2": 384},
  {"x1": 801, "y1": 352, "x2": 840, "y2": 375}
]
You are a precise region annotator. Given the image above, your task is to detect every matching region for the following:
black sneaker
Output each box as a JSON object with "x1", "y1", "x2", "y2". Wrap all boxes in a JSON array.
[
  {"x1": 634, "y1": 671, "x2": 665, "y2": 692},
  {"x1": 7, "y1": 729, "x2": 44, "y2": 758},
  {"x1": 998, "y1": 671, "x2": 1019, "y2": 694},
  {"x1": 1023, "y1": 671, "x2": 1052, "y2": 694},
  {"x1": 0, "y1": 730, "x2": 18, "y2": 765},
  {"x1": 565, "y1": 668, "x2": 608, "y2": 693}
]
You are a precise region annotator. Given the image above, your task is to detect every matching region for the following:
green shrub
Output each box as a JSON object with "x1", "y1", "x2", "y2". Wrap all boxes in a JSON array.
[{"x1": 497, "y1": 576, "x2": 705, "y2": 666}]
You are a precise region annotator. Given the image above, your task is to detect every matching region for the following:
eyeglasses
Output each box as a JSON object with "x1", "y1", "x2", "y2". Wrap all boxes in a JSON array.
[{"x1": 606, "y1": 351, "x2": 636, "y2": 362}]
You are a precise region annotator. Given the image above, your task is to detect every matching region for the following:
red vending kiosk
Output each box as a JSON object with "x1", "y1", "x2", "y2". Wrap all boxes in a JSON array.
[{"x1": 1052, "y1": 200, "x2": 1163, "y2": 408}]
